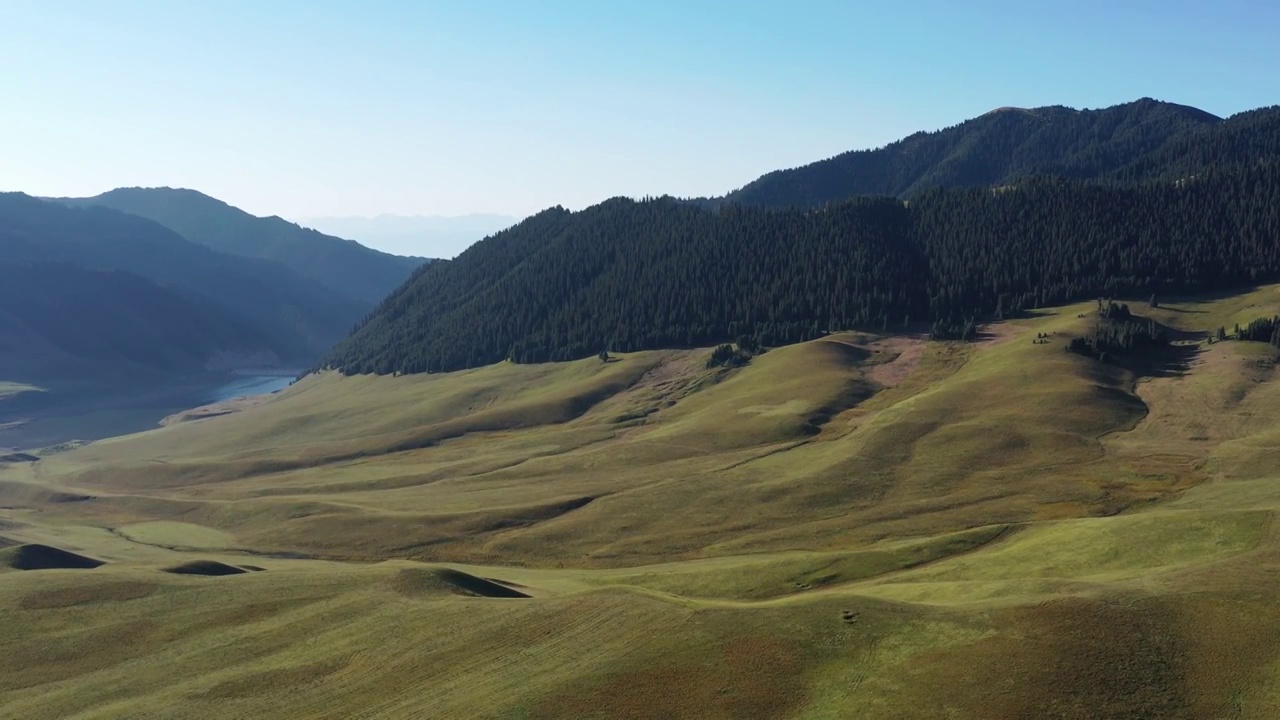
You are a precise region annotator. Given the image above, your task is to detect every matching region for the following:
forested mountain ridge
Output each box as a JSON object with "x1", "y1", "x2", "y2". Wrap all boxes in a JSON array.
[
  {"x1": 0, "y1": 192, "x2": 362, "y2": 362},
  {"x1": 0, "y1": 263, "x2": 277, "y2": 383},
  {"x1": 55, "y1": 187, "x2": 430, "y2": 306},
  {"x1": 320, "y1": 160, "x2": 1280, "y2": 376},
  {"x1": 707, "y1": 99, "x2": 1280, "y2": 209},
  {"x1": 323, "y1": 196, "x2": 920, "y2": 373}
]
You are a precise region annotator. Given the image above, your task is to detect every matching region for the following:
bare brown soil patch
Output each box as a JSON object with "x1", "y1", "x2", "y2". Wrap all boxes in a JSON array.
[
  {"x1": 863, "y1": 336, "x2": 928, "y2": 388},
  {"x1": 160, "y1": 394, "x2": 275, "y2": 426},
  {"x1": 974, "y1": 321, "x2": 1025, "y2": 347}
]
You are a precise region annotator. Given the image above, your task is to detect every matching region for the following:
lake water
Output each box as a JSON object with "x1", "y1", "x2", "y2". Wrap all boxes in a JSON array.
[
  {"x1": 207, "y1": 375, "x2": 296, "y2": 403},
  {"x1": 0, "y1": 372, "x2": 304, "y2": 450}
]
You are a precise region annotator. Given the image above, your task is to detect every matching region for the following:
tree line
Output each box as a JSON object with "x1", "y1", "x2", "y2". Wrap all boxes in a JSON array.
[{"x1": 320, "y1": 161, "x2": 1280, "y2": 376}]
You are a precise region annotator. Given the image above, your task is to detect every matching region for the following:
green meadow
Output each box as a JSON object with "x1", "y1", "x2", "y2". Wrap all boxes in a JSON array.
[{"x1": 5, "y1": 288, "x2": 1280, "y2": 718}]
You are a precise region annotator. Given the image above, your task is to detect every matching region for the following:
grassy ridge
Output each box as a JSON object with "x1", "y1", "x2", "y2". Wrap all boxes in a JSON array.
[{"x1": 5, "y1": 289, "x2": 1280, "y2": 717}]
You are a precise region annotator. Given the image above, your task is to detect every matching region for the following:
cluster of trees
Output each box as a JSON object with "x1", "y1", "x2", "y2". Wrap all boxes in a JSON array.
[
  {"x1": 1236, "y1": 316, "x2": 1280, "y2": 346},
  {"x1": 321, "y1": 160, "x2": 1280, "y2": 376},
  {"x1": 1066, "y1": 301, "x2": 1170, "y2": 362},
  {"x1": 706, "y1": 336, "x2": 762, "y2": 369},
  {"x1": 1068, "y1": 319, "x2": 1169, "y2": 361},
  {"x1": 1098, "y1": 301, "x2": 1133, "y2": 320}
]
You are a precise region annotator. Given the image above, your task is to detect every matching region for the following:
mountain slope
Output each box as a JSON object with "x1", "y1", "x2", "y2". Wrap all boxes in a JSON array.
[
  {"x1": 0, "y1": 263, "x2": 276, "y2": 383},
  {"x1": 1111, "y1": 103, "x2": 1280, "y2": 183},
  {"x1": 322, "y1": 162, "x2": 1280, "y2": 376},
  {"x1": 0, "y1": 193, "x2": 362, "y2": 361},
  {"x1": 58, "y1": 188, "x2": 429, "y2": 305},
  {"x1": 713, "y1": 98, "x2": 1231, "y2": 209},
  {"x1": 322, "y1": 196, "x2": 923, "y2": 373}
]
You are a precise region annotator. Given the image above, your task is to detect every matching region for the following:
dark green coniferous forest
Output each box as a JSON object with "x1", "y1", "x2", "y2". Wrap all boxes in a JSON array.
[{"x1": 323, "y1": 155, "x2": 1280, "y2": 375}]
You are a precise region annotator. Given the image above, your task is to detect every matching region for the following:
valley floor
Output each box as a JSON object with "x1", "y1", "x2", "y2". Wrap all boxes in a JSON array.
[{"x1": 5, "y1": 288, "x2": 1280, "y2": 717}]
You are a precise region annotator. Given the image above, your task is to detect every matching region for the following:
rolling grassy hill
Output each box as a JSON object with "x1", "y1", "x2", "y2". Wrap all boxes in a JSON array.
[{"x1": 5, "y1": 287, "x2": 1280, "y2": 717}]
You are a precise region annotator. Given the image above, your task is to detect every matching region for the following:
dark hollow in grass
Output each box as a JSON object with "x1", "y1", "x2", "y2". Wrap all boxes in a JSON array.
[
  {"x1": 391, "y1": 567, "x2": 531, "y2": 598},
  {"x1": 162, "y1": 560, "x2": 248, "y2": 577},
  {"x1": 2, "y1": 544, "x2": 105, "y2": 570},
  {"x1": 436, "y1": 569, "x2": 530, "y2": 598}
]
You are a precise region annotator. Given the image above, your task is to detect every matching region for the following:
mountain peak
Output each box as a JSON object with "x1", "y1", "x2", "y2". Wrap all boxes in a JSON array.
[
  {"x1": 716, "y1": 98, "x2": 1229, "y2": 208},
  {"x1": 983, "y1": 106, "x2": 1034, "y2": 115}
]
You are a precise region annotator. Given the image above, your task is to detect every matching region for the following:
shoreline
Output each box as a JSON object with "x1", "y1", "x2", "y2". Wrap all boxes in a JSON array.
[{"x1": 0, "y1": 371, "x2": 299, "y2": 450}]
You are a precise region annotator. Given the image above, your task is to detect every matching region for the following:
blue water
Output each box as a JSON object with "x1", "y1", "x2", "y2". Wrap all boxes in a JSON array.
[{"x1": 207, "y1": 375, "x2": 295, "y2": 403}]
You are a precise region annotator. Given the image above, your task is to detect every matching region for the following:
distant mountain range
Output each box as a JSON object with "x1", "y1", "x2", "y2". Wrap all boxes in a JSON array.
[
  {"x1": 56, "y1": 188, "x2": 431, "y2": 306},
  {"x1": 1, "y1": 188, "x2": 429, "y2": 388},
  {"x1": 322, "y1": 99, "x2": 1280, "y2": 376},
  {"x1": 9, "y1": 97, "x2": 1280, "y2": 387},
  {"x1": 297, "y1": 213, "x2": 519, "y2": 259},
  {"x1": 0, "y1": 262, "x2": 275, "y2": 384}
]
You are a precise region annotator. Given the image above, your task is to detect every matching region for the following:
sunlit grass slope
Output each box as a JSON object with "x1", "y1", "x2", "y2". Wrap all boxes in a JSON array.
[{"x1": 7, "y1": 288, "x2": 1280, "y2": 717}]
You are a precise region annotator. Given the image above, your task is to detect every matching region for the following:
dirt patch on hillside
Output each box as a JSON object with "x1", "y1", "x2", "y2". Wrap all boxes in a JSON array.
[
  {"x1": 629, "y1": 351, "x2": 715, "y2": 402},
  {"x1": 160, "y1": 395, "x2": 274, "y2": 426},
  {"x1": 973, "y1": 321, "x2": 1025, "y2": 347},
  {"x1": 864, "y1": 336, "x2": 928, "y2": 389}
]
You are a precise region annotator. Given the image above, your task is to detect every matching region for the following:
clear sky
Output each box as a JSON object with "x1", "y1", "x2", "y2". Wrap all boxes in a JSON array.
[{"x1": 1, "y1": 0, "x2": 1276, "y2": 221}]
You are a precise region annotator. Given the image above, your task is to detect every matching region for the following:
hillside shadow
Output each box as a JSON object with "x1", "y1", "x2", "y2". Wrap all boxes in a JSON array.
[
  {"x1": 969, "y1": 328, "x2": 1002, "y2": 343},
  {"x1": 1123, "y1": 330, "x2": 1203, "y2": 378},
  {"x1": 1141, "y1": 343, "x2": 1201, "y2": 378}
]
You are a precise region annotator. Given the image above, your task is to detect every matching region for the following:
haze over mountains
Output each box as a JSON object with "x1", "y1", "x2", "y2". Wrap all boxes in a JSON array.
[
  {"x1": 0, "y1": 188, "x2": 432, "y2": 446},
  {"x1": 298, "y1": 213, "x2": 519, "y2": 259},
  {"x1": 0, "y1": 188, "x2": 434, "y2": 382},
  {"x1": 55, "y1": 188, "x2": 430, "y2": 307},
  {"x1": 0, "y1": 262, "x2": 274, "y2": 383}
]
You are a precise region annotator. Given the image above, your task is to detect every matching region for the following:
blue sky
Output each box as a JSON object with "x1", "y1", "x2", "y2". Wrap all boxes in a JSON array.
[{"x1": 1, "y1": 0, "x2": 1276, "y2": 223}]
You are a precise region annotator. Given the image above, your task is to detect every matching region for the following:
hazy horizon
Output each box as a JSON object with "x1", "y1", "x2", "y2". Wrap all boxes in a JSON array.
[
  {"x1": 3, "y1": 1, "x2": 1277, "y2": 222},
  {"x1": 296, "y1": 212, "x2": 521, "y2": 258}
]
